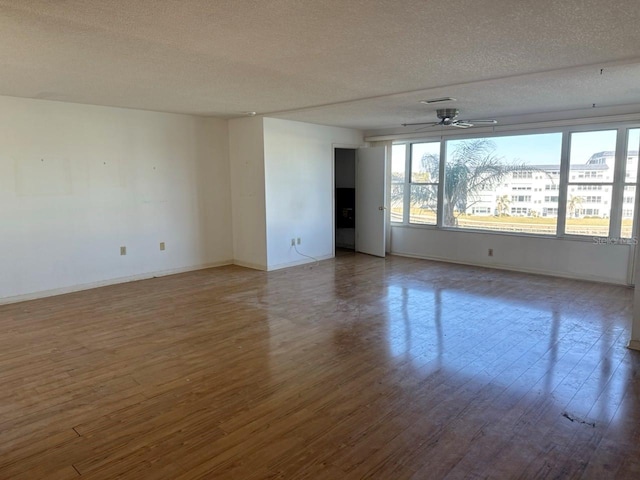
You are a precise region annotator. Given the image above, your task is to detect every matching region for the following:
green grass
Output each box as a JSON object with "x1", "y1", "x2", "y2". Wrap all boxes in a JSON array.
[{"x1": 393, "y1": 208, "x2": 633, "y2": 229}]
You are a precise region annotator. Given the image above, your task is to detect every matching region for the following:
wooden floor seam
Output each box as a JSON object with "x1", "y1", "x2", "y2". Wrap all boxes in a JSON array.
[{"x1": 0, "y1": 253, "x2": 638, "y2": 479}]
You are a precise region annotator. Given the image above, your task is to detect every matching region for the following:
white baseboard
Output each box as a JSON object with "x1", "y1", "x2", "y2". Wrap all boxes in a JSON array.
[
  {"x1": 232, "y1": 259, "x2": 268, "y2": 271},
  {"x1": 0, "y1": 260, "x2": 233, "y2": 305},
  {"x1": 628, "y1": 340, "x2": 640, "y2": 351},
  {"x1": 391, "y1": 251, "x2": 630, "y2": 286},
  {"x1": 267, "y1": 254, "x2": 333, "y2": 271},
  {"x1": 0, "y1": 254, "x2": 333, "y2": 305}
]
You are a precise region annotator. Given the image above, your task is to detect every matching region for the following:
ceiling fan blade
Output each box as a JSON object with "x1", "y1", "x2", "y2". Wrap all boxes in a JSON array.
[
  {"x1": 414, "y1": 124, "x2": 440, "y2": 132},
  {"x1": 452, "y1": 122, "x2": 472, "y2": 128},
  {"x1": 460, "y1": 119, "x2": 498, "y2": 125},
  {"x1": 401, "y1": 121, "x2": 440, "y2": 127}
]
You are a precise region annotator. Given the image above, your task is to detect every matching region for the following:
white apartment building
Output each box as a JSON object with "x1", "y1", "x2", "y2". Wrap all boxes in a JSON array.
[{"x1": 468, "y1": 150, "x2": 638, "y2": 220}]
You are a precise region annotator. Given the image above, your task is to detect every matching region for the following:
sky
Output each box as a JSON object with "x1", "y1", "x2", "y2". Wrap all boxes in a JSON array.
[
  {"x1": 450, "y1": 128, "x2": 639, "y2": 165},
  {"x1": 482, "y1": 133, "x2": 562, "y2": 165},
  {"x1": 393, "y1": 128, "x2": 640, "y2": 173}
]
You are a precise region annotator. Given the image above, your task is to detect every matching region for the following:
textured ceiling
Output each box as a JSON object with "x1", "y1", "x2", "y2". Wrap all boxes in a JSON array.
[{"x1": 1, "y1": 0, "x2": 640, "y2": 130}]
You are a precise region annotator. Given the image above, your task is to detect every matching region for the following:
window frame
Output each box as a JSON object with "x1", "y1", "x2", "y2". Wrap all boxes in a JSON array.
[
  {"x1": 442, "y1": 131, "x2": 564, "y2": 235},
  {"x1": 563, "y1": 129, "x2": 619, "y2": 239},
  {"x1": 390, "y1": 144, "x2": 408, "y2": 224},
  {"x1": 389, "y1": 121, "x2": 640, "y2": 242},
  {"x1": 406, "y1": 141, "x2": 441, "y2": 226},
  {"x1": 620, "y1": 128, "x2": 640, "y2": 239}
]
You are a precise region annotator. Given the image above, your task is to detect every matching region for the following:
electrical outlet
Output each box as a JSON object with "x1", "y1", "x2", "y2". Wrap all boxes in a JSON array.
[
  {"x1": 160, "y1": 242, "x2": 165, "y2": 251},
  {"x1": 488, "y1": 248, "x2": 494, "y2": 257},
  {"x1": 296, "y1": 237, "x2": 301, "y2": 245},
  {"x1": 291, "y1": 238, "x2": 295, "y2": 246},
  {"x1": 120, "y1": 246, "x2": 127, "y2": 256}
]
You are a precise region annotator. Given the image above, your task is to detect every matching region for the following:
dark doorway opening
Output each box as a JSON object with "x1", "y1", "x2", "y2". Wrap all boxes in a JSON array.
[{"x1": 335, "y1": 148, "x2": 356, "y2": 251}]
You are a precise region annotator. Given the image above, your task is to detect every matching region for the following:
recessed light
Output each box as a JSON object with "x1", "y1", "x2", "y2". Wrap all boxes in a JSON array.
[
  {"x1": 420, "y1": 97, "x2": 457, "y2": 105},
  {"x1": 246, "y1": 111, "x2": 257, "y2": 116}
]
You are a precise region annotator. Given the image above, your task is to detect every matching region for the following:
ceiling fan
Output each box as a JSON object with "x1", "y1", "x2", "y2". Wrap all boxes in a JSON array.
[{"x1": 402, "y1": 108, "x2": 498, "y2": 130}]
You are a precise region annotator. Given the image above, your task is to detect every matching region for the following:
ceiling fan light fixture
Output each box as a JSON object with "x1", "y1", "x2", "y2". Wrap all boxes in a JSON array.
[{"x1": 420, "y1": 97, "x2": 457, "y2": 105}]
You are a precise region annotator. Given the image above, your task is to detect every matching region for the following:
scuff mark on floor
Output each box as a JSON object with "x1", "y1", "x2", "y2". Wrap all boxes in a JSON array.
[{"x1": 562, "y1": 411, "x2": 596, "y2": 428}]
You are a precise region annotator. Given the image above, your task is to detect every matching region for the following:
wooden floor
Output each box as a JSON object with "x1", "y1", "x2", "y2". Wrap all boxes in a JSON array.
[{"x1": 0, "y1": 253, "x2": 639, "y2": 479}]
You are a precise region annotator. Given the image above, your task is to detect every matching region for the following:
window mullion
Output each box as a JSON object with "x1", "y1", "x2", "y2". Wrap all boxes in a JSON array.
[
  {"x1": 609, "y1": 127, "x2": 627, "y2": 239},
  {"x1": 403, "y1": 143, "x2": 410, "y2": 224},
  {"x1": 436, "y1": 138, "x2": 446, "y2": 228},
  {"x1": 557, "y1": 130, "x2": 570, "y2": 236},
  {"x1": 631, "y1": 129, "x2": 640, "y2": 241}
]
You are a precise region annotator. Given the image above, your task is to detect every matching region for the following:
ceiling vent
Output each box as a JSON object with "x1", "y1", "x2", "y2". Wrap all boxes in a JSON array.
[{"x1": 420, "y1": 97, "x2": 457, "y2": 105}]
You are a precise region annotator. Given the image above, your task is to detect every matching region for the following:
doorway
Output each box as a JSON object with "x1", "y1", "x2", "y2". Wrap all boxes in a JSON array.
[{"x1": 334, "y1": 148, "x2": 356, "y2": 251}]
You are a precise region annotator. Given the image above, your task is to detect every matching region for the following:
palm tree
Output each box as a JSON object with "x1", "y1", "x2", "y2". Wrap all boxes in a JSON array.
[
  {"x1": 567, "y1": 194, "x2": 584, "y2": 218},
  {"x1": 401, "y1": 139, "x2": 545, "y2": 225},
  {"x1": 441, "y1": 140, "x2": 530, "y2": 226},
  {"x1": 495, "y1": 195, "x2": 510, "y2": 216}
]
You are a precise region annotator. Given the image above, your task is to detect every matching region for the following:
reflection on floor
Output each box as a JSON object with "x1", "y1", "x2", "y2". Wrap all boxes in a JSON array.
[{"x1": 0, "y1": 253, "x2": 638, "y2": 479}]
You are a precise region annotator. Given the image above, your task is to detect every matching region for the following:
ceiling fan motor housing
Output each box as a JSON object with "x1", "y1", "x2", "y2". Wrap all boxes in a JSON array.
[{"x1": 436, "y1": 108, "x2": 459, "y2": 120}]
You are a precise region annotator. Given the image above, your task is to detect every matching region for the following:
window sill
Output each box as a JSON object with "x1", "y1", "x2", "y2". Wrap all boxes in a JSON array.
[{"x1": 390, "y1": 222, "x2": 632, "y2": 244}]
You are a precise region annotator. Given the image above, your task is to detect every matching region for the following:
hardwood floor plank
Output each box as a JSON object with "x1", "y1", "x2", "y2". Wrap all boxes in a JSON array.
[{"x1": 0, "y1": 254, "x2": 638, "y2": 478}]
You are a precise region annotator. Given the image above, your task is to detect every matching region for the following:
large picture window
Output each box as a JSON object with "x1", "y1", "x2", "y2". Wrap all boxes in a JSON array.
[
  {"x1": 442, "y1": 133, "x2": 562, "y2": 234},
  {"x1": 621, "y1": 129, "x2": 639, "y2": 238},
  {"x1": 390, "y1": 123, "x2": 639, "y2": 241},
  {"x1": 391, "y1": 144, "x2": 406, "y2": 223},
  {"x1": 565, "y1": 130, "x2": 616, "y2": 237},
  {"x1": 409, "y1": 142, "x2": 439, "y2": 225}
]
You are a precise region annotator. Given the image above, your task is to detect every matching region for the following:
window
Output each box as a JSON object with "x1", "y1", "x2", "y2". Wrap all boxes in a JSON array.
[
  {"x1": 391, "y1": 124, "x2": 638, "y2": 241},
  {"x1": 390, "y1": 144, "x2": 406, "y2": 223},
  {"x1": 442, "y1": 133, "x2": 561, "y2": 234},
  {"x1": 578, "y1": 171, "x2": 602, "y2": 179},
  {"x1": 513, "y1": 171, "x2": 533, "y2": 179},
  {"x1": 409, "y1": 142, "x2": 439, "y2": 225},
  {"x1": 565, "y1": 130, "x2": 616, "y2": 237},
  {"x1": 473, "y1": 207, "x2": 491, "y2": 214},
  {"x1": 621, "y1": 129, "x2": 639, "y2": 238},
  {"x1": 577, "y1": 208, "x2": 599, "y2": 216}
]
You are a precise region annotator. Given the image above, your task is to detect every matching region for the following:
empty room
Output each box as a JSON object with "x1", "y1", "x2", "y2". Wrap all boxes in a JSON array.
[{"x1": 1, "y1": 1, "x2": 640, "y2": 478}]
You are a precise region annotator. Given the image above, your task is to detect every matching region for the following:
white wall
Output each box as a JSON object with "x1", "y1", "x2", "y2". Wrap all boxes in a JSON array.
[
  {"x1": 228, "y1": 117, "x2": 268, "y2": 270},
  {"x1": 0, "y1": 96, "x2": 232, "y2": 302},
  {"x1": 263, "y1": 118, "x2": 362, "y2": 270},
  {"x1": 391, "y1": 225, "x2": 632, "y2": 284}
]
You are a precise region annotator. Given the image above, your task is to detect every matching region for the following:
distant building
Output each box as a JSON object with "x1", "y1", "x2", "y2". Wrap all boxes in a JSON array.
[{"x1": 465, "y1": 151, "x2": 637, "y2": 220}]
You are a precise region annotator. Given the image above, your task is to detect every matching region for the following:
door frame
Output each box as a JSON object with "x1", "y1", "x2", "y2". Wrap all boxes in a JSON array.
[{"x1": 333, "y1": 143, "x2": 391, "y2": 258}]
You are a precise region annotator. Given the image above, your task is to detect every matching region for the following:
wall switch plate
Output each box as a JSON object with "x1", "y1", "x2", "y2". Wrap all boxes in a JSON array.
[
  {"x1": 120, "y1": 246, "x2": 127, "y2": 256},
  {"x1": 160, "y1": 242, "x2": 165, "y2": 251}
]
